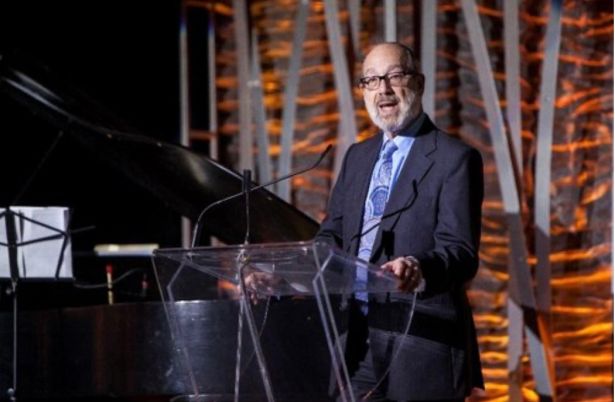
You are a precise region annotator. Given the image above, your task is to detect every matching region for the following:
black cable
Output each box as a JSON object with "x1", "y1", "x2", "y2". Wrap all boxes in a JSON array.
[
  {"x1": 12, "y1": 130, "x2": 66, "y2": 205},
  {"x1": 71, "y1": 268, "x2": 144, "y2": 290}
]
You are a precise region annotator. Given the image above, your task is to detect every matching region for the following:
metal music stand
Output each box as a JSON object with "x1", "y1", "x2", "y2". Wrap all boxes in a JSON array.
[
  {"x1": 153, "y1": 240, "x2": 399, "y2": 402},
  {"x1": 0, "y1": 207, "x2": 73, "y2": 281},
  {"x1": 0, "y1": 206, "x2": 73, "y2": 402}
]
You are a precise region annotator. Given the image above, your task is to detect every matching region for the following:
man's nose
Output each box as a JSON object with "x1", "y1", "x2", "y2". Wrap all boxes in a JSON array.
[{"x1": 377, "y1": 76, "x2": 395, "y2": 93}]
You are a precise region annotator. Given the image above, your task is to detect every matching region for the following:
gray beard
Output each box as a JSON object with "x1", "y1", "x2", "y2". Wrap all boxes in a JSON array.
[{"x1": 368, "y1": 102, "x2": 415, "y2": 134}]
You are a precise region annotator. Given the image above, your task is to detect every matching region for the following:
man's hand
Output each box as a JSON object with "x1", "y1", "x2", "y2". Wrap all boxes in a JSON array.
[
  {"x1": 242, "y1": 271, "x2": 279, "y2": 304},
  {"x1": 381, "y1": 256, "x2": 424, "y2": 292}
]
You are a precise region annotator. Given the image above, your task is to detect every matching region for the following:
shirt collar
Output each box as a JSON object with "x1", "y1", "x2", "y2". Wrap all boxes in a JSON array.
[
  {"x1": 381, "y1": 112, "x2": 425, "y2": 152},
  {"x1": 396, "y1": 112, "x2": 426, "y2": 138}
]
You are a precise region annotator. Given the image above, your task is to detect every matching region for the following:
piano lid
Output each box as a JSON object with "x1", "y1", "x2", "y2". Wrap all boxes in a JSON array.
[{"x1": 0, "y1": 51, "x2": 319, "y2": 245}]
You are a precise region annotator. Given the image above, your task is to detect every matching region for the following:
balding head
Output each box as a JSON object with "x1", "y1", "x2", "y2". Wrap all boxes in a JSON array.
[{"x1": 363, "y1": 42, "x2": 420, "y2": 76}]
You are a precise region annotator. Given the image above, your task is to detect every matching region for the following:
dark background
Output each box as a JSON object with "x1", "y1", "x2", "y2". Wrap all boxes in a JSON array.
[
  {"x1": 0, "y1": 1, "x2": 184, "y2": 250},
  {"x1": 0, "y1": 1, "x2": 196, "y2": 305}
]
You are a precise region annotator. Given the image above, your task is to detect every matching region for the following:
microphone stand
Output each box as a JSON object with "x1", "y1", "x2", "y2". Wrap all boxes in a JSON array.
[
  {"x1": 4, "y1": 210, "x2": 19, "y2": 402},
  {"x1": 0, "y1": 207, "x2": 84, "y2": 402},
  {"x1": 191, "y1": 144, "x2": 332, "y2": 248},
  {"x1": 190, "y1": 146, "x2": 332, "y2": 402},
  {"x1": 242, "y1": 169, "x2": 251, "y2": 245}
]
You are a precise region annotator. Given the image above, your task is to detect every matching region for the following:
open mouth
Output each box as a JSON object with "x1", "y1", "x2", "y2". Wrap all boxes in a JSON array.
[{"x1": 377, "y1": 99, "x2": 398, "y2": 115}]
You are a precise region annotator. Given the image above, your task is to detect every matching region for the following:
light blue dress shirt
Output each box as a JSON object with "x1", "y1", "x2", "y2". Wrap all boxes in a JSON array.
[
  {"x1": 363, "y1": 113, "x2": 425, "y2": 205},
  {"x1": 355, "y1": 113, "x2": 427, "y2": 307}
]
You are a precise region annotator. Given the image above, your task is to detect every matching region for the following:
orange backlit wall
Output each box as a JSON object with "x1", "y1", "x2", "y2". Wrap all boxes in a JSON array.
[{"x1": 205, "y1": 0, "x2": 613, "y2": 400}]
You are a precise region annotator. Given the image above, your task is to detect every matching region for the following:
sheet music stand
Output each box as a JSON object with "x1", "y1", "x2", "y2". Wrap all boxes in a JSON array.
[
  {"x1": 0, "y1": 207, "x2": 73, "y2": 281},
  {"x1": 0, "y1": 206, "x2": 73, "y2": 401},
  {"x1": 153, "y1": 240, "x2": 400, "y2": 402}
]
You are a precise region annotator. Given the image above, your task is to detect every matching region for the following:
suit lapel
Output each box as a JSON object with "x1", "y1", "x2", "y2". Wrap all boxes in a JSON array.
[
  {"x1": 371, "y1": 119, "x2": 438, "y2": 259},
  {"x1": 347, "y1": 135, "x2": 382, "y2": 253},
  {"x1": 380, "y1": 134, "x2": 435, "y2": 230}
]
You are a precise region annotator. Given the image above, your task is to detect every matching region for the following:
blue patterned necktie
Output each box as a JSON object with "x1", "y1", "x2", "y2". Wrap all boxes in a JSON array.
[{"x1": 356, "y1": 140, "x2": 398, "y2": 302}]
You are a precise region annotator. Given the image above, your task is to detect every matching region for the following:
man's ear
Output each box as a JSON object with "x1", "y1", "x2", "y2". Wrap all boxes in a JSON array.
[{"x1": 413, "y1": 73, "x2": 425, "y2": 96}]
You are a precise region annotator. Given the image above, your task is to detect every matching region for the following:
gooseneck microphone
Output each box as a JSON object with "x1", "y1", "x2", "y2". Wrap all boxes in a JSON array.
[{"x1": 191, "y1": 144, "x2": 333, "y2": 248}]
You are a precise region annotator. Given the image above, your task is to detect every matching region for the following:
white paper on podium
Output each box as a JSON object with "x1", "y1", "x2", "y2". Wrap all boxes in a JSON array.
[{"x1": 0, "y1": 207, "x2": 73, "y2": 279}]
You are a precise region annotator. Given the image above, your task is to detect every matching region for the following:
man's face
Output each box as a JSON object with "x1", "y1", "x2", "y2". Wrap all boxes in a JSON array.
[{"x1": 361, "y1": 44, "x2": 423, "y2": 136}]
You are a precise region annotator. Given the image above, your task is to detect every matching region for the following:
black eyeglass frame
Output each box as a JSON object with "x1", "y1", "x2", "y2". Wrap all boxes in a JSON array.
[{"x1": 357, "y1": 70, "x2": 418, "y2": 90}]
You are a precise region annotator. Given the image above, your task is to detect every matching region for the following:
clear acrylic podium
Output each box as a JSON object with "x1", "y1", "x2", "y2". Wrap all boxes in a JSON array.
[{"x1": 153, "y1": 240, "x2": 399, "y2": 402}]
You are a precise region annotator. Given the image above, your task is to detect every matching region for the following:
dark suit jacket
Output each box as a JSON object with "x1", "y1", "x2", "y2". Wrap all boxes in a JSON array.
[{"x1": 316, "y1": 115, "x2": 484, "y2": 400}]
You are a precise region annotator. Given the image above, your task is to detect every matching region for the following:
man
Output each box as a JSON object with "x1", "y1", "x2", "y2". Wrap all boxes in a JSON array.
[{"x1": 316, "y1": 42, "x2": 484, "y2": 401}]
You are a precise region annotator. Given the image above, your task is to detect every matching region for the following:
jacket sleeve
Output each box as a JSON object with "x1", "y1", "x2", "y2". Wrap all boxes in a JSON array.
[
  {"x1": 414, "y1": 147, "x2": 484, "y2": 293},
  {"x1": 314, "y1": 147, "x2": 352, "y2": 250}
]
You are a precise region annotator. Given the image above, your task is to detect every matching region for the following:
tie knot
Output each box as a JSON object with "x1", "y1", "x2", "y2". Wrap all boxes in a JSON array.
[{"x1": 381, "y1": 140, "x2": 398, "y2": 160}]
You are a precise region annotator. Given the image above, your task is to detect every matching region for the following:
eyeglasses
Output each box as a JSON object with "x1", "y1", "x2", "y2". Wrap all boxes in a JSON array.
[{"x1": 358, "y1": 71, "x2": 416, "y2": 90}]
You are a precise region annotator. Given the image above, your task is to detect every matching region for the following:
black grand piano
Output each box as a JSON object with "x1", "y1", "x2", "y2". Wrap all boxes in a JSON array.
[{"x1": 0, "y1": 52, "x2": 332, "y2": 401}]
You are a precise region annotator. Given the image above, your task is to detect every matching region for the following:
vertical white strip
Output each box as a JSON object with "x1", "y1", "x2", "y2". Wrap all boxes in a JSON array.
[
  {"x1": 507, "y1": 298, "x2": 524, "y2": 402},
  {"x1": 250, "y1": 27, "x2": 273, "y2": 184},
  {"x1": 348, "y1": 0, "x2": 361, "y2": 56},
  {"x1": 460, "y1": 0, "x2": 554, "y2": 397},
  {"x1": 278, "y1": 0, "x2": 309, "y2": 201},
  {"x1": 420, "y1": 0, "x2": 437, "y2": 118},
  {"x1": 233, "y1": 0, "x2": 254, "y2": 171},
  {"x1": 503, "y1": 3, "x2": 525, "y2": 398},
  {"x1": 208, "y1": 6, "x2": 218, "y2": 160},
  {"x1": 179, "y1": 0, "x2": 192, "y2": 248},
  {"x1": 324, "y1": 0, "x2": 358, "y2": 178},
  {"x1": 384, "y1": 0, "x2": 397, "y2": 42},
  {"x1": 460, "y1": 0, "x2": 518, "y2": 213},
  {"x1": 179, "y1": 1, "x2": 190, "y2": 148},
  {"x1": 534, "y1": 0, "x2": 563, "y2": 315},
  {"x1": 504, "y1": 0, "x2": 523, "y2": 178}
]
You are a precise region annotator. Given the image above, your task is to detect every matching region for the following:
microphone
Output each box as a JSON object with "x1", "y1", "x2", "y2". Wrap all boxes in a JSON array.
[
  {"x1": 191, "y1": 144, "x2": 333, "y2": 248},
  {"x1": 345, "y1": 179, "x2": 416, "y2": 256}
]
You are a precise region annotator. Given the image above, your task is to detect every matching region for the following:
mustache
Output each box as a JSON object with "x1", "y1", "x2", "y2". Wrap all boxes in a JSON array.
[{"x1": 375, "y1": 95, "x2": 399, "y2": 106}]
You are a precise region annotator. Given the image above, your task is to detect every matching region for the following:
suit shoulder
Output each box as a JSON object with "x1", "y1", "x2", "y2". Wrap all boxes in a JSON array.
[
  {"x1": 344, "y1": 134, "x2": 380, "y2": 158},
  {"x1": 433, "y1": 130, "x2": 481, "y2": 159},
  {"x1": 434, "y1": 130, "x2": 474, "y2": 152},
  {"x1": 428, "y1": 130, "x2": 483, "y2": 177},
  {"x1": 353, "y1": 133, "x2": 381, "y2": 149}
]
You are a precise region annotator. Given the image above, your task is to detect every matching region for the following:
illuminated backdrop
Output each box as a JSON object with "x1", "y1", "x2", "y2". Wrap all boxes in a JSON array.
[{"x1": 183, "y1": 0, "x2": 613, "y2": 400}]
